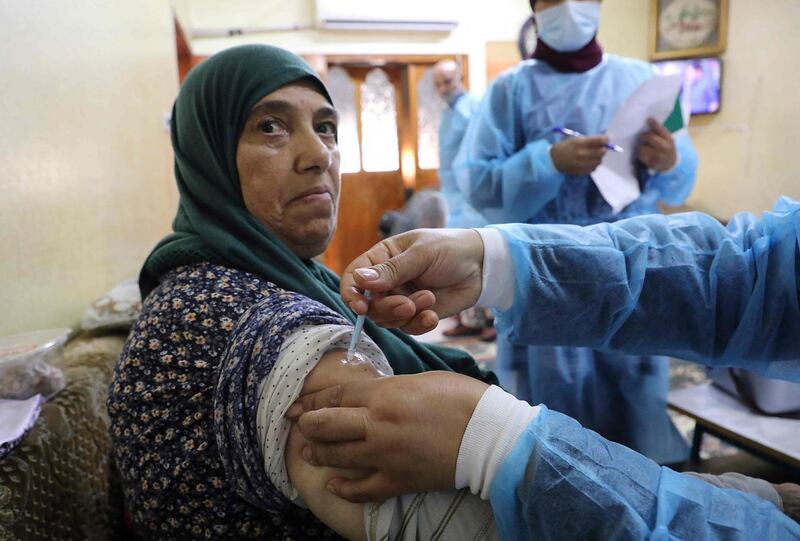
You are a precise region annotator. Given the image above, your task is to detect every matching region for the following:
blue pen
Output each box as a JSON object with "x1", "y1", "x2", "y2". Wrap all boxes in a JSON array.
[
  {"x1": 553, "y1": 127, "x2": 624, "y2": 153},
  {"x1": 346, "y1": 290, "x2": 372, "y2": 360}
]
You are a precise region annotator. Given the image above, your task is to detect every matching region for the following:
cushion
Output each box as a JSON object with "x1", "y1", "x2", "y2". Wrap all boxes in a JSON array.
[{"x1": 80, "y1": 279, "x2": 141, "y2": 331}]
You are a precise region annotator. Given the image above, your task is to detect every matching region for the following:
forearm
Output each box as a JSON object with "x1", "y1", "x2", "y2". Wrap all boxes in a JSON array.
[
  {"x1": 488, "y1": 407, "x2": 800, "y2": 540},
  {"x1": 492, "y1": 200, "x2": 800, "y2": 375}
]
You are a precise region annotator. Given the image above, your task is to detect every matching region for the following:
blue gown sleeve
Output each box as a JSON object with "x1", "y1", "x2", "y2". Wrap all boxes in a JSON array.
[
  {"x1": 493, "y1": 197, "x2": 800, "y2": 381},
  {"x1": 453, "y1": 74, "x2": 564, "y2": 224},
  {"x1": 439, "y1": 96, "x2": 489, "y2": 229},
  {"x1": 489, "y1": 407, "x2": 800, "y2": 540}
]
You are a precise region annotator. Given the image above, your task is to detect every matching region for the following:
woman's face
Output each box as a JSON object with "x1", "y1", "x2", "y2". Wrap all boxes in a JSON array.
[{"x1": 237, "y1": 80, "x2": 341, "y2": 259}]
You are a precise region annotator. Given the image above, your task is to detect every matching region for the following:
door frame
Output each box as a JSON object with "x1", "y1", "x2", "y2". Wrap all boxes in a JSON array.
[{"x1": 326, "y1": 54, "x2": 470, "y2": 192}]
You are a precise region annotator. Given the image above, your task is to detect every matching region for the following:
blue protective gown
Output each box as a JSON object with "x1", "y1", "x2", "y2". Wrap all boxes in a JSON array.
[
  {"x1": 489, "y1": 406, "x2": 800, "y2": 540},
  {"x1": 438, "y1": 92, "x2": 487, "y2": 228},
  {"x1": 454, "y1": 54, "x2": 699, "y2": 464},
  {"x1": 493, "y1": 197, "x2": 800, "y2": 383},
  {"x1": 487, "y1": 199, "x2": 800, "y2": 538}
]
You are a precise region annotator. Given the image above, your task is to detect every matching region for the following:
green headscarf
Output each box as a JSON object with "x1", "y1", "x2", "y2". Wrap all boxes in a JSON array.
[{"x1": 140, "y1": 44, "x2": 495, "y2": 382}]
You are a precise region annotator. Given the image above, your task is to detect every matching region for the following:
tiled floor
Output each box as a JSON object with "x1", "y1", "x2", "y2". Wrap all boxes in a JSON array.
[
  {"x1": 416, "y1": 317, "x2": 497, "y2": 369},
  {"x1": 668, "y1": 359, "x2": 739, "y2": 460}
]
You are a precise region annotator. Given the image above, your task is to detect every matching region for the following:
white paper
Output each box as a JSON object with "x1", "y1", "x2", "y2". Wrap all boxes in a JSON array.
[{"x1": 591, "y1": 74, "x2": 683, "y2": 214}]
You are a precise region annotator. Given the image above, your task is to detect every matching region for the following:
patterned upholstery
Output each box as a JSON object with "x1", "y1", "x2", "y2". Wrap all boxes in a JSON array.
[{"x1": 0, "y1": 332, "x2": 127, "y2": 541}]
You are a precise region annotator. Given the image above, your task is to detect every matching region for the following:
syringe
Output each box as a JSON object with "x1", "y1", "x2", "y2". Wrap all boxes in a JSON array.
[{"x1": 346, "y1": 290, "x2": 371, "y2": 361}]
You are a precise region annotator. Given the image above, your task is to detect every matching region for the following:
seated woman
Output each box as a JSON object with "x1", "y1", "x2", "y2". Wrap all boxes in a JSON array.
[
  {"x1": 107, "y1": 44, "x2": 496, "y2": 540},
  {"x1": 108, "y1": 44, "x2": 786, "y2": 541}
]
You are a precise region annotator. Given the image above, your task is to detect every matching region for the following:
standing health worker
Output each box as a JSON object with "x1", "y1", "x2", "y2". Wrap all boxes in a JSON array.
[
  {"x1": 453, "y1": 0, "x2": 699, "y2": 463},
  {"x1": 433, "y1": 60, "x2": 494, "y2": 337},
  {"x1": 434, "y1": 59, "x2": 486, "y2": 229}
]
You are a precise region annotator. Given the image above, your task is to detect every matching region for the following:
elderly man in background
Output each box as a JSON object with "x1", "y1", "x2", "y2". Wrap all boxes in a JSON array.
[
  {"x1": 451, "y1": 0, "x2": 699, "y2": 463},
  {"x1": 432, "y1": 59, "x2": 495, "y2": 340}
]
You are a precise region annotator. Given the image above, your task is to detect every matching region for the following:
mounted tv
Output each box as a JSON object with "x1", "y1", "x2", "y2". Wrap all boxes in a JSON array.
[{"x1": 654, "y1": 57, "x2": 722, "y2": 115}]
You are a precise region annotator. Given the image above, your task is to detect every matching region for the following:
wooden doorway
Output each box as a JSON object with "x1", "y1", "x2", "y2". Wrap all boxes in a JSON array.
[
  {"x1": 322, "y1": 55, "x2": 468, "y2": 274},
  {"x1": 323, "y1": 64, "x2": 406, "y2": 275}
]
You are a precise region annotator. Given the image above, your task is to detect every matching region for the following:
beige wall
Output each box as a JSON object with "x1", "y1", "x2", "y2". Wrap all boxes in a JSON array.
[
  {"x1": 181, "y1": 0, "x2": 532, "y2": 94},
  {"x1": 601, "y1": 0, "x2": 800, "y2": 218},
  {"x1": 0, "y1": 1, "x2": 179, "y2": 335}
]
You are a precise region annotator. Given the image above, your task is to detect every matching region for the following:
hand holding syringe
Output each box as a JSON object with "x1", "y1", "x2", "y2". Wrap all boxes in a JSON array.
[{"x1": 346, "y1": 290, "x2": 371, "y2": 361}]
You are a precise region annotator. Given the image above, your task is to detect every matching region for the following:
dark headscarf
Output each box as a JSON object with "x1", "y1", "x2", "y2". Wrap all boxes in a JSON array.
[
  {"x1": 528, "y1": 0, "x2": 603, "y2": 72},
  {"x1": 140, "y1": 44, "x2": 494, "y2": 382}
]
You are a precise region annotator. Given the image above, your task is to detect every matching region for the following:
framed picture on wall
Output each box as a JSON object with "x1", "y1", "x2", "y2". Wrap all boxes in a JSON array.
[{"x1": 649, "y1": 0, "x2": 729, "y2": 60}]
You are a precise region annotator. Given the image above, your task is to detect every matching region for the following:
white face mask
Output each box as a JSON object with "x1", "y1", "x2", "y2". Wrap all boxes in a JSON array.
[{"x1": 535, "y1": 1, "x2": 601, "y2": 52}]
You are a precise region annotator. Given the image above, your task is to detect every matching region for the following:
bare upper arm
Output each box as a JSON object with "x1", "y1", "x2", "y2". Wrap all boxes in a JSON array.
[{"x1": 285, "y1": 349, "x2": 379, "y2": 541}]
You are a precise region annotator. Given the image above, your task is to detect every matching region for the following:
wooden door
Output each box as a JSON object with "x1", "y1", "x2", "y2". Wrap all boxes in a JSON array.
[
  {"x1": 406, "y1": 63, "x2": 443, "y2": 191},
  {"x1": 322, "y1": 56, "x2": 470, "y2": 275},
  {"x1": 323, "y1": 66, "x2": 406, "y2": 275}
]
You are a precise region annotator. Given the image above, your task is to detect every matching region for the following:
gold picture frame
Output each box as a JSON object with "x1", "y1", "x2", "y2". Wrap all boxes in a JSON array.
[{"x1": 649, "y1": 0, "x2": 728, "y2": 60}]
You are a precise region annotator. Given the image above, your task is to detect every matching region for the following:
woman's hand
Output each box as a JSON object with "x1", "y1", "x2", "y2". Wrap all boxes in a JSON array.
[
  {"x1": 286, "y1": 372, "x2": 489, "y2": 502},
  {"x1": 340, "y1": 229, "x2": 485, "y2": 335}
]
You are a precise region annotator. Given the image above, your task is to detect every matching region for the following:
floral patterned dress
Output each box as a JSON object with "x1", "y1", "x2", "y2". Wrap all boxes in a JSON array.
[{"x1": 107, "y1": 262, "x2": 345, "y2": 540}]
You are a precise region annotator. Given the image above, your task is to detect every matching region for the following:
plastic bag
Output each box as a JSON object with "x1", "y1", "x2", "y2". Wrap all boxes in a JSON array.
[{"x1": 0, "y1": 329, "x2": 70, "y2": 400}]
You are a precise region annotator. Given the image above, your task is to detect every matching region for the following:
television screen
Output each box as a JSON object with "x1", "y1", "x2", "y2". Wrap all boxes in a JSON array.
[{"x1": 654, "y1": 57, "x2": 722, "y2": 116}]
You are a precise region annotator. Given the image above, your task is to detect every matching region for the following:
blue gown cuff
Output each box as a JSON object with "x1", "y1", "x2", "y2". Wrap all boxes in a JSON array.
[{"x1": 487, "y1": 224, "x2": 535, "y2": 346}]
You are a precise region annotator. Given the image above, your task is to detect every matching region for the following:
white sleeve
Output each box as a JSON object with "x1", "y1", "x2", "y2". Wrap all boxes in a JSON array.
[
  {"x1": 474, "y1": 228, "x2": 515, "y2": 311},
  {"x1": 455, "y1": 385, "x2": 540, "y2": 500},
  {"x1": 255, "y1": 324, "x2": 393, "y2": 507}
]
